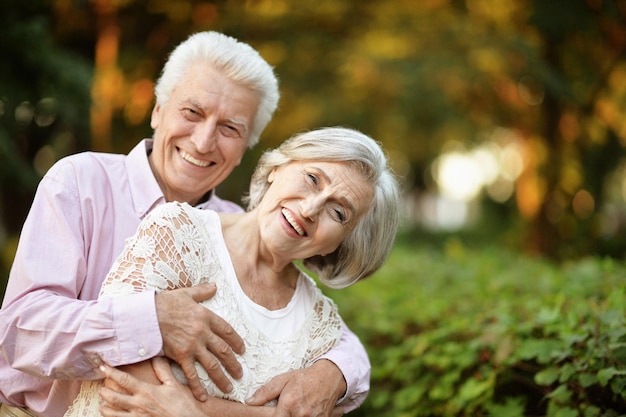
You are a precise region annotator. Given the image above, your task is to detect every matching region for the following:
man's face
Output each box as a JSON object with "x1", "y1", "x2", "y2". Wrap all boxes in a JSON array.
[{"x1": 149, "y1": 63, "x2": 260, "y2": 205}]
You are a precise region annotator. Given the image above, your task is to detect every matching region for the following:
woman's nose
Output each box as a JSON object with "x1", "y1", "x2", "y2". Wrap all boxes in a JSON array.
[{"x1": 299, "y1": 196, "x2": 323, "y2": 221}]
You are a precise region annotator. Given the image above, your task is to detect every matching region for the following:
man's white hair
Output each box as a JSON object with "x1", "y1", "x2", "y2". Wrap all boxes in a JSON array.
[{"x1": 155, "y1": 31, "x2": 279, "y2": 147}]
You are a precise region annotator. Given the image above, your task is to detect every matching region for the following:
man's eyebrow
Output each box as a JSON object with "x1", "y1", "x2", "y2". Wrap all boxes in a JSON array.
[
  {"x1": 180, "y1": 98, "x2": 202, "y2": 108},
  {"x1": 180, "y1": 99, "x2": 249, "y2": 133}
]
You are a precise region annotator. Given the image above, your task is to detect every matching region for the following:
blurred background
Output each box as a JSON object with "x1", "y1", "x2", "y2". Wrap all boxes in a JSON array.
[{"x1": 2, "y1": 0, "x2": 626, "y2": 290}]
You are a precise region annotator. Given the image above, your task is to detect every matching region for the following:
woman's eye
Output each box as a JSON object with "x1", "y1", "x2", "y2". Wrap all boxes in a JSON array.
[
  {"x1": 307, "y1": 173, "x2": 318, "y2": 185},
  {"x1": 334, "y1": 208, "x2": 346, "y2": 223}
]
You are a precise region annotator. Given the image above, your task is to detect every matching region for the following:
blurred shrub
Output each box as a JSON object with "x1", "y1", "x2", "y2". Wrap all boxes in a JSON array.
[{"x1": 326, "y1": 234, "x2": 626, "y2": 416}]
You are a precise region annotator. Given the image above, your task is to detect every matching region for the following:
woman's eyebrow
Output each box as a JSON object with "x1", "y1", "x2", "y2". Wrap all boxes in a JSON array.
[{"x1": 316, "y1": 168, "x2": 356, "y2": 214}]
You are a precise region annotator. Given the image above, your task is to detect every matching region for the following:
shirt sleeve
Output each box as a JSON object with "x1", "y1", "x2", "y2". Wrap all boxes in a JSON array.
[
  {"x1": 319, "y1": 317, "x2": 371, "y2": 413},
  {"x1": 0, "y1": 160, "x2": 162, "y2": 380}
]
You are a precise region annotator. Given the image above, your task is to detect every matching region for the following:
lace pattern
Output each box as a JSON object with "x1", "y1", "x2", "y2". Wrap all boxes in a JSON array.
[{"x1": 65, "y1": 202, "x2": 342, "y2": 416}]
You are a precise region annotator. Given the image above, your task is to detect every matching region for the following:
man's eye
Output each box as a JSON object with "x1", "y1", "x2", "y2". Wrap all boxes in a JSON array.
[
  {"x1": 220, "y1": 125, "x2": 241, "y2": 138},
  {"x1": 307, "y1": 173, "x2": 318, "y2": 185},
  {"x1": 183, "y1": 108, "x2": 200, "y2": 118}
]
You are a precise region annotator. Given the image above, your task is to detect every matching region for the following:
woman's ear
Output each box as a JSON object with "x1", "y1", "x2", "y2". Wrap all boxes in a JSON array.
[{"x1": 268, "y1": 168, "x2": 277, "y2": 183}]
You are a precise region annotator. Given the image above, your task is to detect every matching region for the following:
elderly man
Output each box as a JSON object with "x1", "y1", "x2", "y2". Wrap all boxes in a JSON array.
[{"x1": 0, "y1": 31, "x2": 369, "y2": 417}]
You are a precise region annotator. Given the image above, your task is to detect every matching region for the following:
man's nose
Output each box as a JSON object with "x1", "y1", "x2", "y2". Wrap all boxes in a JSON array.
[{"x1": 191, "y1": 122, "x2": 218, "y2": 153}]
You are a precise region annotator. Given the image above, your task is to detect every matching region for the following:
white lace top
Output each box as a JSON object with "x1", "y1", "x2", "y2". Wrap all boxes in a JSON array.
[{"x1": 65, "y1": 202, "x2": 342, "y2": 416}]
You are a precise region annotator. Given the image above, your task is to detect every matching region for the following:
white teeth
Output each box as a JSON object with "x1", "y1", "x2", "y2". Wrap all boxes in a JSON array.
[
  {"x1": 180, "y1": 150, "x2": 211, "y2": 167},
  {"x1": 282, "y1": 208, "x2": 305, "y2": 236}
]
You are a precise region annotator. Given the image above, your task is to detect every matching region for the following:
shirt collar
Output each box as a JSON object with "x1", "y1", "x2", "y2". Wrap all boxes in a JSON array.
[
  {"x1": 126, "y1": 139, "x2": 217, "y2": 217},
  {"x1": 126, "y1": 139, "x2": 165, "y2": 218}
]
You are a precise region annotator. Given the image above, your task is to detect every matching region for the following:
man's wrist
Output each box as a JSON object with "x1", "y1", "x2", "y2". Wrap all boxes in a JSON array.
[{"x1": 314, "y1": 359, "x2": 347, "y2": 402}]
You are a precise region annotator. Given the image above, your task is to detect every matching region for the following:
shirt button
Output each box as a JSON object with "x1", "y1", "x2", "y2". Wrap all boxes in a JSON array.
[{"x1": 138, "y1": 348, "x2": 146, "y2": 357}]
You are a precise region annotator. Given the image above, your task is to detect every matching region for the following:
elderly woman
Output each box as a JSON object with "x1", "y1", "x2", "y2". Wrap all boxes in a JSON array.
[{"x1": 68, "y1": 127, "x2": 400, "y2": 417}]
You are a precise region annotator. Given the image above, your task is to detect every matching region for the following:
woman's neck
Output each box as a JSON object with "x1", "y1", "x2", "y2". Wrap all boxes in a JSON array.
[{"x1": 219, "y1": 212, "x2": 299, "y2": 310}]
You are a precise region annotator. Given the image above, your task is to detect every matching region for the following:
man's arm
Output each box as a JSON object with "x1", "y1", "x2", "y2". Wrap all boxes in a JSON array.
[
  {"x1": 0, "y1": 164, "x2": 244, "y2": 394},
  {"x1": 318, "y1": 318, "x2": 371, "y2": 412},
  {"x1": 0, "y1": 167, "x2": 162, "y2": 380},
  {"x1": 247, "y1": 318, "x2": 371, "y2": 416}
]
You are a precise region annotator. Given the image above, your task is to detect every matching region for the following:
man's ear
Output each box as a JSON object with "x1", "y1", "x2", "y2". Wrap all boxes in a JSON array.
[{"x1": 150, "y1": 103, "x2": 161, "y2": 129}]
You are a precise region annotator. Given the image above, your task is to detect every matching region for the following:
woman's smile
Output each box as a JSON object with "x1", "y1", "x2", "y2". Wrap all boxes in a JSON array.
[{"x1": 281, "y1": 207, "x2": 306, "y2": 236}]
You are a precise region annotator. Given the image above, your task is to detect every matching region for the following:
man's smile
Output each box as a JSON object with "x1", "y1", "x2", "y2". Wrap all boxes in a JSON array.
[{"x1": 179, "y1": 149, "x2": 213, "y2": 168}]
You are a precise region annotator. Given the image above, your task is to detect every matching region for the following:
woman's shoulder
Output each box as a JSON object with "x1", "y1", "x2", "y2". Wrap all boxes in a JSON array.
[
  {"x1": 296, "y1": 271, "x2": 337, "y2": 308},
  {"x1": 149, "y1": 201, "x2": 218, "y2": 222}
]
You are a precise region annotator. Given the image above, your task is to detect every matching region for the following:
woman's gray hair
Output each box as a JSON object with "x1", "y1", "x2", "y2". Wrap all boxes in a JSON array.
[
  {"x1": 244, "y1": 127, "x2": 400, "y2": 289},
  {"x1": 154, "y1": 31, "x2": 279, "y2": 147}
]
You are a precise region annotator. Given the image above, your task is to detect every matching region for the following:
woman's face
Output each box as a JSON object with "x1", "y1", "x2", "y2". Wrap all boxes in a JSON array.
[{"x1": 257, "y1": 160, "x2": 374, "y2": 261}]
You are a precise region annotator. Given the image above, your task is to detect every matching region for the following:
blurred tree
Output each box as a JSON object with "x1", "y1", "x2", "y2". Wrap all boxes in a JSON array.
[
  {"x1": 2, "y1": 0, "x2": 626, "y2": 291},
  {"x1": 0, "y1": 0, "x2": 92, "y2": 287},
  {"x1": 524, "y1": 0, "x2": 626, "y2": 258}
]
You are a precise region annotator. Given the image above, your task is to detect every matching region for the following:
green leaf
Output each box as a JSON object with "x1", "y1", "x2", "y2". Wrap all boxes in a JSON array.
[
  {"x1": 610, "y1": 375, "x2": 626, "y2": 395},
  {"x1": 458, "y1": 376, "x2": 493, "y2": 402},
  {"x1": 597, "y1": 367, "x2": 626, "y2": 386},
  {"x1": 558, "y1": 363, "x2": 576, "y2": 383},
  {"x1": 535, "y1": 366, "x2": 560, "y2": 385},
  {"x1": 546, "y1": 384, "x2": 572, "y2": 403},
  {"x1": 578, "y1": 372, "x2": 598, "y2": 387},
  {"x1": 485, "y1": 397, "x2": 526, "y2": 417},
  {"x1": 517, "y1": 338, "x2": 563, "y2": 364},
  {"x1": 582, "y1": 405, "x2": 601, "y2": 417},
  {"x1": 552, "y1": 406, "x2": 579, "y2": 417}
]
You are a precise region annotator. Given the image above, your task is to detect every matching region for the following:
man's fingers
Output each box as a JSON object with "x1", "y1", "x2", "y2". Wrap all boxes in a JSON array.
[
  {"x1": 157, "y1": 283, "x2": 247, "y2": 400},
  {"x1": 176, "y1": 285, "x2": 246, "y2": 383},
  {"x1": 187, "y1": 282, "x2": 218, "y2": 303},
  {"x1": 246, "y1": 372, "x2": 289, "y2": 405},
  {"x1": 201, "y1": 319, "x2": 244, "y2": 378},
  {"x1": 177, "y1": 358, "x2": 210, "y2": 402},
  {"x1": 187, "y1": 284, "x2": 245, "y2": 356}
]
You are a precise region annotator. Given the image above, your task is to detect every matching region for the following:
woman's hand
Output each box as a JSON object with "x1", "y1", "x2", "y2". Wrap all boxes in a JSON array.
[
  {"x1": 99, "y1": 357, "x2": 204, "y2": 417},
  {"x1": 98, "y1": 357, "x2": 273, "y2": 417}
]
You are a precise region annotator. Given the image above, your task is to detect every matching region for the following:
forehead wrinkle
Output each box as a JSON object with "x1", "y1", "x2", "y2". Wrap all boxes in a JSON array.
[
  {"x1": 180, "y1": 97, "x2": 249, "y2": 133},
  {"x1": 180, "y1": 97, "x2": 204, "y2": 109}
]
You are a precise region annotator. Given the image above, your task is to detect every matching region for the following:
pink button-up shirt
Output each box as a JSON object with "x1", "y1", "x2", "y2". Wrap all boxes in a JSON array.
[{"x1": 0, "y1": 140, "x2": 370, "y2": 417}]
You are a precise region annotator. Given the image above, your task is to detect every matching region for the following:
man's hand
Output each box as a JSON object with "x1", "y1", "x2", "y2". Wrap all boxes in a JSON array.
[
  {"x1": 99, "y1": 358, "x2": 204, "y2": 417},
  {"x1": 155, "y1": 283, "x2": 245, "y2": 401},
  {"x1": 247, "y1": 360, "x2": 346, "y2": 417}
]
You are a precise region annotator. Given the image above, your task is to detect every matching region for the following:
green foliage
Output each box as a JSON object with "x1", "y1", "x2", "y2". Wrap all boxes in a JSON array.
[{"x1": 326, "y1": 234, "x2": 626, "y2": 416}]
